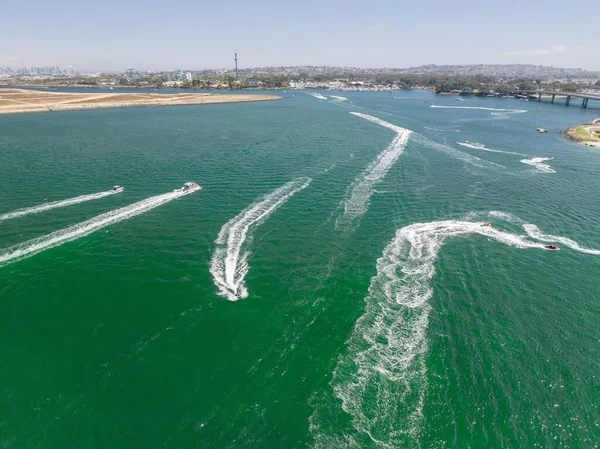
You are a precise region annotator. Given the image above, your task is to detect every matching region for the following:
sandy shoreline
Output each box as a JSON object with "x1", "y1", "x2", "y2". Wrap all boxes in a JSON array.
[{"x1": 0, "y1": 88, "x2": 280, "y2": 114}]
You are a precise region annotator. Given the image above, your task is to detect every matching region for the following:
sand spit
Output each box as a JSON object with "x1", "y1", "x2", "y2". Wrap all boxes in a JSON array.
[{"x1": 0, "y1": 89, "x2": 280, "y2": 114}]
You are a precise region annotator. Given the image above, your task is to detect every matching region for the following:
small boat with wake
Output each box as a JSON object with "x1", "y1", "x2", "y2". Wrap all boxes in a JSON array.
[
  {"x1": 176, "y1": 182, "x2": 202, "y2": 193},
  {"x1": 544, "y1": 244, "x2": 559, "y2": 250},
  {"x1": 465, "y1": 140, "x2": 485, "y2": 149},
  {"x1": 111, "y1": 185, "x2": 124, "y2": 193}
]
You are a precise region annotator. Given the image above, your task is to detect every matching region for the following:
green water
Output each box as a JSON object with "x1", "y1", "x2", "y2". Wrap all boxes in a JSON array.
[{"x1": 1, "y1": 90, "x2": 599, "y2": 448}]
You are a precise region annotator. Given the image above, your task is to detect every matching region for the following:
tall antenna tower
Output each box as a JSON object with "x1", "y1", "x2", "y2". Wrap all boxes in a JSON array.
[{"x1": 235, "y1": 53, "x2": 238, "y2": 80}]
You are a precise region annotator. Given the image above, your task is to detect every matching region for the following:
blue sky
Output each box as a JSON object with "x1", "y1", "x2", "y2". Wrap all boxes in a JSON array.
[{"x1": 1, "y1": 0, "x2": 598, "y2": 71}]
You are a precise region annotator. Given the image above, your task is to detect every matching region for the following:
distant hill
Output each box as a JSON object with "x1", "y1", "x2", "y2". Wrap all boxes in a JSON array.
[
  {"x1": 199, "y1": 64, "x2": 600, "y2": 81},
  {"x1": 394, "y1": 64, "x2": 600, "y2": 80}
]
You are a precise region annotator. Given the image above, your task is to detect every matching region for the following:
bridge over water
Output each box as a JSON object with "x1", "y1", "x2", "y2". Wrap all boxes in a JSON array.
[{"x1": 514, "y1": 90, "x2": 600, "y2": 108}]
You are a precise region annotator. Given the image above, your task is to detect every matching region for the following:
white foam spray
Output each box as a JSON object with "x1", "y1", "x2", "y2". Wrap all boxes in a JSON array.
[
  {"x1": 210, "y1": 177, "x2": 311, "y2": 301},
  {"x1": 520, "y1": 157, "x2": 555, "y2": 173},
  {"x1": 311, "y1": 219, "x2": 596, "y2": 449},
  {"x1": 336, "y1": 113, "x2": 411, "y2": 230},
  {"x1": 330, "y1": 95, "x2": 348, "y2": 102},
  {"x1": 0, "y1": 186, "x2": 199, "y2": 267},
  {"x1": 309, "y1": 93, "x2": 328, "y2": 100},
  {"x1": 0, "y1": 189, "x2": 122, "y2": 222}
]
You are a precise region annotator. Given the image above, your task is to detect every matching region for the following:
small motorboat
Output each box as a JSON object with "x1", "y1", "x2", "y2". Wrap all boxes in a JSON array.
[
  {"x1": 481, "y1": 222, "x2": 492, "y2": 227},
  {"x1": 111, "y1": 185, "x2": 124, "y2": 193},
  {"x1": 544, "y1": 244, "x2": 559, "y2": 250},
  {"x1": 178, "y1": 182, "x2": 201, "y2": 193}
]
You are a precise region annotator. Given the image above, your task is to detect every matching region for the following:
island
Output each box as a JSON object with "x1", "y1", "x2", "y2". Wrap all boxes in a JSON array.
[
  {"x1": 564, "y1": 119, "x2": 600, "y2": 148},
  {"x1": 0, "y1": 88, "x2": 280, "y2": 114}
]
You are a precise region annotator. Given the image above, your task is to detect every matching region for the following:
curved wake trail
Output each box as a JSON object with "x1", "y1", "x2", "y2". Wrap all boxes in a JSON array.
[
  {"x1": 210, "y1": 177, "x2": 311, "y2": 301},
  {"x1": 309, "y1": 93, "x2": 328, "y2": 100},
  {"x1": 523, "y1": 224, "x2": 600, "y2": 254},
  {"x1": 311, "y1": 219, "x2": 599, "y2": 448},
  {"x1": 349, "y1": 112, "x2": 405, "y2": 133},
  {"x1": 336, "y1": 113, "x2": 411, "y2": 231},
  {"x1": 0, "y1": 189, "x2": 122, "y2": 222},
  {"x1": 0, "y1": 187, "x2": 198, "y2": 267}
]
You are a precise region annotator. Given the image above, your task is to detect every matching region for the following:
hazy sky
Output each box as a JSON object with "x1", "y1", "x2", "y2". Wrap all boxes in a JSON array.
[{"x1": 1, "y1": 0, "x2": 598, "y2": 71}]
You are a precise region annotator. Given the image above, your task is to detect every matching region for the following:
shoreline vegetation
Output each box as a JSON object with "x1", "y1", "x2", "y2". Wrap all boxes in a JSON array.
[
  {"x1": 0, "y1": 89, "x2": 280, "y2": 114},
  {"x1": 564, "y1": 119, "x2": 600, "y2": 148}
]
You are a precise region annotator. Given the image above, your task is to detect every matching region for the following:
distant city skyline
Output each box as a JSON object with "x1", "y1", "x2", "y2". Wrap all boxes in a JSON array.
[{"x1": 1, "y1": 0, "x2": 598, "y2": 71}]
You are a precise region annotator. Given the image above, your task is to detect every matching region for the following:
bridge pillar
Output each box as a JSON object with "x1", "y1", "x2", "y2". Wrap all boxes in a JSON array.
[
  {"x1": 582, "y1": 98, "x2": 588, "y2": 108},
  {"x1": 538, "y1": 93, "x2": 542, "y2": 101},
  {"x1": 566, "y1": 96, "x2": 571, "y2": 106},
  {"x1": 551, "y1": 94, "x2": 555, "y2": 103}
]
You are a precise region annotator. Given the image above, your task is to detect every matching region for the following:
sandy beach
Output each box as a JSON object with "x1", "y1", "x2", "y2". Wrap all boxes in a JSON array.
[{"x1": 0, "y1": 88, "x2": 280, "y2": 114}]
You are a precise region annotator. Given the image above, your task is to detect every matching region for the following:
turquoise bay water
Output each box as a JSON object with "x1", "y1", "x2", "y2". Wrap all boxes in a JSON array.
[{"x1": 1, "y1": 89, "x2": 600, "y2": 448}]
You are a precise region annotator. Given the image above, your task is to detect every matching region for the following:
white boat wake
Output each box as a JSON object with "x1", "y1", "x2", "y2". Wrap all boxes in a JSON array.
[
  {"x1": 0, "y1": 188, "x2": 123, "y2": 222},
  {"x1": 309, "y1": 93, "x2": 328, "y2": 100},
  {"x1": 310, "y1": 218, "x2": 599, "y2": 449},
  {"x1": 523, "y1": 224, "x2": 600, "y2": 254},
  {"x1": 0, "y1": 186, "x2": 199, "y2": 267},
  {"x1": 430, "y1": 105, "x2": 527, "y2": 114},
  {"x1": 330, "y1": 95, "x2": 348, "y2": 102},
  {"x1": 424, "y1": 126, "x2": 460, "y2": 133},
  {"x1": 457, "y1": 141, "x2": 524, "y2": 156},
  {"x1": 336, "y1": 113, "x2": 411, "y2": 231},
  {"x1": 457, "y1": 143, "x2": 554, "y2": 172},
  {"x1": 412, "y1": 134, "x2": 502, "y2": 170},
  {"x1": 520, "y1": 157, "x2": 555, "y2": 173},
  {"x1": 210, "y1": 177, "x2": 311, "y2": 301}
]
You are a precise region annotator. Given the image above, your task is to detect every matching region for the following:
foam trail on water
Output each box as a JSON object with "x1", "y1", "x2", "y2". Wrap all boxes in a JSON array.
[
  {"x1": 412, "y1": 134, "x2": 502, "y2": 170},
  {"x1": 330, "y1": 95, "x2": 348, "y2": 102},
  {"x1": 349, "y1": 112, "x2": 405, "y2": 133},
  {"x1": 210, "y1": 177, "x2": 311, "y2": 301},
  {"x1": 309, "y1": 92, "x2": 328, "y2": 100},
  {"x1": 424, "y1": 126, "x2": 460, "y2": 133},
  {"x1": 336, "y1": 113, "x2": 411, "y2": 230},
  {"x1": 0, "y1": 189, "x2": 122, "y2": 222},
  {"x1": 0, "y1": 187, "x2": 199, "y2": 267},
  {"x1": 523, "y1": 224, "x2": 600, "y2": 254},
  {"x1": 457, "y1": 141, "x2": 525, "y2": 156},
  {"x1": 310, "y1": 220, "x2": 567, "y2": 449},
  {"x1": 520, "y1": 157, "x2": 555, "y2": 173},
  {"x1": 488, "y1": 210, "x2": 523, "y2": 223},
  {"x1": 430, "y1": 105, "x2": 527, "y2": 114}
]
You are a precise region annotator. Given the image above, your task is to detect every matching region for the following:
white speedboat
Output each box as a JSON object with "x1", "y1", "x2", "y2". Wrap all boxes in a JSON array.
[
  {"x1": 111, "y1": 185, "x2": 124, "y2": 193},
  {"x1": 177, "y1": 182, "x2": 202, "y2": 193}
]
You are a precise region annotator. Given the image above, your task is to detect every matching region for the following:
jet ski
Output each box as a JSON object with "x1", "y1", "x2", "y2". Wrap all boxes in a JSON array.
[
  {"x1": 111, "y1": 185, "x2": 124, "y2": 193},
  {"x1": 481, "y1": 222, "x2": 492, "y2": 227},
  {"x1": 544, "y1": 244, "x2": 559, "y2": 250}
]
